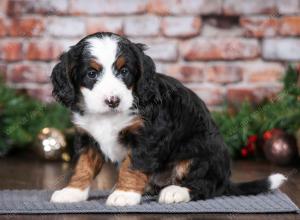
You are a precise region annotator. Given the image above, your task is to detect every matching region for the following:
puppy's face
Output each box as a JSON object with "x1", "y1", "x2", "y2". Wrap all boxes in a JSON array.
[
  {"x1": 52, "y1": 33, "x2": 151, "y2": 114},
  {"x1": 80, "y1": 36, "x2": 137, "y2": 114}
]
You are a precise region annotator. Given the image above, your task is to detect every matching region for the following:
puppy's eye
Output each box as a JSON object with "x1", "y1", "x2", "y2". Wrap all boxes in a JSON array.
[
  {"x1": 120, "y1": 67, "x2": 129, "y2": 76},
  {"x1": 87, "y1": 70, "x2": 98, "y2": 79}
]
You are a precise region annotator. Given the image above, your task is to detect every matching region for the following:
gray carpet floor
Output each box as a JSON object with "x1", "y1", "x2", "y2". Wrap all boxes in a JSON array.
[{"x1": 0, "y1": 190, "x2": 299, "y2": 214}]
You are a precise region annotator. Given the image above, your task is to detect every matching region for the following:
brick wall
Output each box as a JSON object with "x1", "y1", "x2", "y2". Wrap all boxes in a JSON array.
[{"x1": 0, "y1": 0, "x2": 300, "y2": 107}]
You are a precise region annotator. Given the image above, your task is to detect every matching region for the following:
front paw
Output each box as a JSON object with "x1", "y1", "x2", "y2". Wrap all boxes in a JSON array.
[
  {"x1": 50, "y1": 187, "x2": 89, "y2": 203},
  {"x1": 158, "y1": 185, "x2": 190, "y2": 204},
  {"x1": 106, "y1": 190, "x2": 141, "y2": 206}
]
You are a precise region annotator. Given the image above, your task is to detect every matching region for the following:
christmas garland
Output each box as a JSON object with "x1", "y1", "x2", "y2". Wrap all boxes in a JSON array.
[
  {"x1": 0, "y1": 79, "x2": 71, "y2": 156},
  {"x1": 213, "y1": 66, "x2": 300, "y2": 161},
  {"x1": 1, "y1": 66, "x2": 299, "y2": 163}
]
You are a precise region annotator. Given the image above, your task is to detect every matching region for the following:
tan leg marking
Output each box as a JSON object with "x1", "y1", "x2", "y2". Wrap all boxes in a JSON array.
[
  {"x1": 51, "y1": 147, "x2": 103, "y2": 203},
  {"x1": 106, "y1": 154, "x2": 149, "y2": 206},
  {"x1": 116, "y1": 154, "x2": 149, "y2": 193},
  {"x1": 157, "y1": 160, "x2": 192, "y2": 204},
  {"x1": 68, "y1": 147, "x2": 104, "y2": 189},
  {"x1": 174, "y1": 160, "x2": 191, "y2": 181}
]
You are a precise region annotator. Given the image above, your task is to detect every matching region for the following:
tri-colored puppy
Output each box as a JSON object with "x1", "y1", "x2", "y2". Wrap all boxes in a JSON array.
[{"x1": 50, "y1": 32, "x2": 286, "y2": 206}]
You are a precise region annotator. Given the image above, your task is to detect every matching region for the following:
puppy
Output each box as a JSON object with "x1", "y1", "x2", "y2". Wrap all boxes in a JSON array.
[{"x1": 50, "y1": 32, "x2": 286, "y2": 206}]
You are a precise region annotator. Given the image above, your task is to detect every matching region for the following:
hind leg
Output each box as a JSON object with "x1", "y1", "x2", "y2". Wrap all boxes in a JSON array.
[
  {"x1": 157, "y1": 160, "x2": 192, "y2": 204},
  {"x1": 180, "y1": 158, "x2": 229, "y2": 200},
  {"x1": 158, "y1": 180, "x2": 216, "y2": 203},
  {"x1": 158, "y1": 159, "x2": 226, "y2": 203},
  {"x1": 158, "y1": 185, "x2": 191, "y2": 204},
  {"x1": 157, "y1": 159, "x2": 207, "y2": 204},
  {"x1": 181, "y1": 178, "x2": 220, "y2": 200}
]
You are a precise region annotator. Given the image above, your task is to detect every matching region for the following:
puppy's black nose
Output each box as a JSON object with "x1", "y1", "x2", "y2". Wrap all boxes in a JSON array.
[{"x1": 105, "y1": 96, "x2": 120, "y2": 109}]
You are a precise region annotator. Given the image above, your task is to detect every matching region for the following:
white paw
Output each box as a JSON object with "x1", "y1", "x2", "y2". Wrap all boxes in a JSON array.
[
  {"x1": 159, "y1": 185, "x2": 190, "y2": 204},
  {"x1": 106, "y1": 190, "x2": 141, "y2": 206},
  {"x1": 269, "y1": 173, "x2": 287, "y2": 190},
  {"x1": 50, "y1": 187, "x2": 89, "y2": 203}
]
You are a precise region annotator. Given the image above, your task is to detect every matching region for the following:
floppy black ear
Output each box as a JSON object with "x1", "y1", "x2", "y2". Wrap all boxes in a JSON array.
[
  {"x1": 51, "y1": 51, "x2": 77, "y2": 110},
  {"x1": 132, "y1": 43, "x2": 161, "y2": 105}
]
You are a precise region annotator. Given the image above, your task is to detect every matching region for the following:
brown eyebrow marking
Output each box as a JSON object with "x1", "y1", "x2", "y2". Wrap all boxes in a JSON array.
[
  {"x1": 89, "y1": 60, "x2": 102, "y2": 71},
  {"x1": 115, "y1": 56, "x2": 126, "y2": 70}
]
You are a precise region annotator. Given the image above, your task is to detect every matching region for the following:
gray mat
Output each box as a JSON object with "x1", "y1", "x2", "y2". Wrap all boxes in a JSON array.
[{"x1": 0, "y1": 190, "x2": 299, "y2": 214}]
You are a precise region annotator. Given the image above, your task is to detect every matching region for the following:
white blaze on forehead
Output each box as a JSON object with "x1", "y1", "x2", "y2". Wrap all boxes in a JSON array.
[
  {"x1": 81, "y1": 35, "x2": 134, "y2": 115},
  {"x1": 86, "y1": 36, "x2": 118, "y2": 67}
]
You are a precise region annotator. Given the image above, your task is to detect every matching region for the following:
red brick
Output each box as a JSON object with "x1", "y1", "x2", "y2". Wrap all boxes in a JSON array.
[
  {"x1": 242, "y1": 62, "x2": 284, "y2": 83},
  {"x1": 48, "y1": 17, "x2": 85, "y2": 37},
  {"x1": 227, "y1": 87, "x2": 257, "y2": 104},
  {"x1": 223, "y1": 0, "x2": 277, "y2": 15},
  {"x1": 32, "y1": 0, "x2": 68, "y2": 14},
  {"x1": 162, "y1": 16, "x2": 201, "y2": 38},
  {"x1": 70, "y1": 0, "x2": 102, "y2": 14},
  {"x1": 263, "y1": 39, "x2": 300, "y2": 61},
  {"x1": 164, "y1": 62, "x2": 282, "y2": 85},
  {"x1": 240, "y1": 16, "x2": 279, "y2": 37},
  {"x1": 0, "y1": 0, "x2": 7, "y2": 16},
  {"x1": 26, "y1": 41, "x2": 63, "y2": 61},
  {"x1": 206, "y1": 64, "x2": 243, "y2": 84},
  {"x1": 160, "y1": 63, "x2": 205, "y2": 82},
  {"x1": 147, "y1": 0, "x2": 222, "y2": 15},
  {"x1": 247, "y1": 71, "x2": 283, "y2": 83},
  {"x1": 26, "y1": 85, "x2": 53, "y2": 103},
  {"x1": 153, "y1": 62, "x2": 164, "y2": 74},
  {"x1": 124, "y1": 16, "x2": 160, "y2": 37},
  {"x1": 7, "y1": 0, "x2": 68, "y2": 16},
  {"x1": 181, "y1": 38, "x2": 260, "y2": 61},
  {"x1": 2, "y1": 0, "x2": 299, "y2": 108},
  {"x1": 7, "y1": 63, "x2": 50, "y2": 84},
  {"x1": 201, "y1": 19, "x2": 243, "y2": 37},
  {"x1": 187, "y1": 84, "x2": 225, "y2": 106},
  {"x1": 8, "y1": 18, "x2": 44, "y2": 37},
  {"x1": 145, "y1": 41, "x2": 178, "y2": 62},
  {"x1": 227, "y1": 84, "x2": 282, "y2": 104},
  {"x1": 7, "y1": 0, "x2": 27, "y2": 16},
  {"x1": 276, "y1": 0, "x2": 300, "y2": 14},
  {"x1": 0, "y1": 41, "x2": 23, "y2": 61},
  {"x1": 70, "y1": 0, "x2": 147, "y2": 15},
  {"x1": 0, "y1": 19, "x2": 6, "y2": 36},
  {"x1": 180, "y1": 65, "x2": 205, "y2": 82},
  {"x1": 279, "y1": 16, "x2": 300, "y2": 36},
  {"x1": 86, "y1": 18, "x2": 123, "y2": 35}
]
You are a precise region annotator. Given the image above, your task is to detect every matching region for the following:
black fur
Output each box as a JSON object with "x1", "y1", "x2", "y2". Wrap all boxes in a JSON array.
[
  {"x1": 51, "y1": 32, "x2": 275, "y2": 201},
  {"x1": 126, "y1": 73, "x2": 272, "y2": 200}
]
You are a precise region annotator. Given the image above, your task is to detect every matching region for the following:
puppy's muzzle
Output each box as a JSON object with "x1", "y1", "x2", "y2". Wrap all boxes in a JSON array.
[{"x1": 105, "y1": 96, "x2": 120, "y2": 109}]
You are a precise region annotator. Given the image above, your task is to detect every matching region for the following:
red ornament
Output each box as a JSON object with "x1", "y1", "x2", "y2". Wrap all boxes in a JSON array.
[
  {"x1": 263, "y1": 128, "x2": 282, "y2": 141},
  {"x1": 242, "y1": 135, "x2": 258, "y2": 157},
  {"x1": 247, "y1": 143, "x2": 255, "y2": 153},
  {"x1": 241, "y1": 148, "x2": 248, "y2": 157},
  {"x1": 263, "y1": 131, "x2": 273, "y2": 140},
  {"x1": 248, "y1": 135, "x2": 258, "y2": 143}
]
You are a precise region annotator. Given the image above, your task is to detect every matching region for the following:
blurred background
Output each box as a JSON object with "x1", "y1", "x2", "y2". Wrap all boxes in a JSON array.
[
  {"x1": 0, "y1": 0, "x2": 300, "y2": 166},
  {"x1": 1, "y1": 0, "x2": 300, "y2": 105}
]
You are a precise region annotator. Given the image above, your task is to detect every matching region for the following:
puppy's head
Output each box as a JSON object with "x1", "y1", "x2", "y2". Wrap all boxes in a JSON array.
[{"x1": 51, "y1": 32, "x2": 157, "y2": 114}]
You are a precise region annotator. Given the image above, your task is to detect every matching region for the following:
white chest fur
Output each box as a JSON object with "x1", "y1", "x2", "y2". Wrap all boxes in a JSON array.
[{"x1": 73, "y1": 112, "x2": 134, "y2": 163}]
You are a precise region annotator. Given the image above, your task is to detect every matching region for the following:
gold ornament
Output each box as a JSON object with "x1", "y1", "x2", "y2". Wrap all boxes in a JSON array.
[
  {"x1": 263, "y1": 129, "x2": 298, "y2": 165},
  {"x1": 35, "y1": 127, "x2": 70, "y2": 161}
]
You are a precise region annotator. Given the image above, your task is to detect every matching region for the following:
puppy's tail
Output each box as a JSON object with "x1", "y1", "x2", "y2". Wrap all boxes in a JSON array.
[{"x1": 225, "y1": 173, "x2": 287, "y2": 196}]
